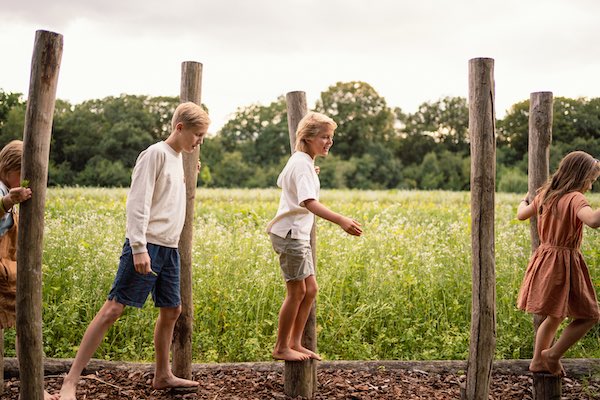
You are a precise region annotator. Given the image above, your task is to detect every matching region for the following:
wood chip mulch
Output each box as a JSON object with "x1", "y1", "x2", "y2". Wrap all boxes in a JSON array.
[{"x1": 2, "y1": 361, "x2": 600, "y2": 399}]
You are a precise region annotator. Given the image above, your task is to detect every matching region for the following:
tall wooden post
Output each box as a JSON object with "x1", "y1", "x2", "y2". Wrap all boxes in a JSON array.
[
  {"x1": 172, "y1": 61, "x2": 202, "y2": 379},
  {"x1": 0, "y1": 329, "x2": 3, "y2": 394},
  {"x1": 464, "y1": 58, "x2": 496, "y2": 400},
  {"x1": 283, "y1": 91, "x2": 317, "y2": 399},
  {"x1": 16, "y1": 30, "x2": 63, "y2": 400},
  {"x1": 527, "y1": 92, "x2": 559, "y2": 399}
]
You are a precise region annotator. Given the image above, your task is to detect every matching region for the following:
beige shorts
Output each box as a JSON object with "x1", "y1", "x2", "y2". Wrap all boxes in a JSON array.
[{"x1": 269, "y1": 232, "x2": 314, "y2": 281}]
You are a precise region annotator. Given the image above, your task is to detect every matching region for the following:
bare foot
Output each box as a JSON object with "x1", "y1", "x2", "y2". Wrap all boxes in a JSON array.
[
  {"x1": 291, "y1": 344, "x2": 322, "y2": 361},
  {"x1": 528, "y1": 357, "x2": 547, "y2": 373},
  {"x1": 44, "y1": 390, "x2": 60, "y2": 400},
  {"x1": 272, "y1": 348, "x2": 310, "y2": 361},
  {"x1": 541, "y1": 349, "x2": 564, "y2": 376},
  {"x1": 152, "y1": 374, "x2": 199, "y2": 390},
  {"x1": 59, "y1": 378, "x2": 78, "y2": 400}
]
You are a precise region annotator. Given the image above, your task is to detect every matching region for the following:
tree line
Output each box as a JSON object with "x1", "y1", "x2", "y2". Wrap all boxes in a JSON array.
[{"x1": 1, "y1": 84, "x2": 599, "y2": 192}]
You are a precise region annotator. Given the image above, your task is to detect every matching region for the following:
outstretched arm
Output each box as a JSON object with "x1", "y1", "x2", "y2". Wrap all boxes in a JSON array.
[
  {"x1": 577, "y1": 206, "x2": 600, "y2": 228},
  {"x1": 304, "y1": 199, "x2": 362, "y2": 236}
]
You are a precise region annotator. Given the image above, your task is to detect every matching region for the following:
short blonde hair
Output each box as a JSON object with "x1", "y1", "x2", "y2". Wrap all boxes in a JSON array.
[
  {"x1": 171, "y1": 102, "x2": 210, "y2": 131},
  {"x1": 0, "y1": 140, "x2": 23, "y2": 183},
  {"x1": 294, "y1": 112, "x2": 337, "y2": 153}
]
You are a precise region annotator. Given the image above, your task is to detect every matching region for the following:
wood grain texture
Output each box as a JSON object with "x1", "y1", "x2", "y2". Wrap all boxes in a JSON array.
[
  {"x1": 172, "y1": 61, "x2": 203, "y2": 380},
  {"x1": 465, "y1": 57, "x2": 496, "y2": 400},
  {"x1": 16, "y1": 29, "x2": 63, "y2": 400}
]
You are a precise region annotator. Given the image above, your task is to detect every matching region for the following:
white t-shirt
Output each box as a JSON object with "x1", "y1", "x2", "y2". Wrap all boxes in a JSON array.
[
  {"x1": 126, "y1": 141, "x2": 186, "y2": 254},
  {"x1": 267, "y1": 151, "x2": 319, "y2": 240}
]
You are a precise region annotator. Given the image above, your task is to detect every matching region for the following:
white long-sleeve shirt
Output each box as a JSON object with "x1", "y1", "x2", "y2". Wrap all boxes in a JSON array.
[{"x1": 126, "y1": 141, "x2": 186, "y2": 254}]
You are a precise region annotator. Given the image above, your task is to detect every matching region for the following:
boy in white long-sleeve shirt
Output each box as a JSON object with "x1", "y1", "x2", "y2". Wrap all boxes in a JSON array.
[{"x1": 60, "y1": 102, "x2": 210, "y2": 400}]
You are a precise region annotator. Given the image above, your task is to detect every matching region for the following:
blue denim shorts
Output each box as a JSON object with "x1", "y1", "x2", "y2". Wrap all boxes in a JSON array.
[{"x1": 107, "y1": 239, "x2": 181, "y2": 308}]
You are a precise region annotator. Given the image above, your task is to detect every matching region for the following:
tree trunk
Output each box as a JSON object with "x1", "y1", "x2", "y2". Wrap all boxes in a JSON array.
[
  {"x1": 283, "y1": 91, "x2": 318, "y2": 399},
  {"x1": 465, "y1": 57, "x2": 496, "y2": 400},
  {"x1": 172, "y1": 61, "x2": 203, "y2": 380},
  {"x1": 16, "y1": 30, "x2": 63, "y2": 400}
]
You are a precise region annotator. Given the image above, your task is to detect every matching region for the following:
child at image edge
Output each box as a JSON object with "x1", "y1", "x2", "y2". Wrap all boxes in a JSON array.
[
  {"x1": 59, "y1": 102, "x2": 209, "y2": 400},
  {"x1": 517, "y1": 150, "x2": 600, "y2": 376},
  {"x1": 267, "y1": 112, "x2": 362, "y2": 361},
  {"x1": 0, "y1": 140, "x2": 58, "y2": 400}
]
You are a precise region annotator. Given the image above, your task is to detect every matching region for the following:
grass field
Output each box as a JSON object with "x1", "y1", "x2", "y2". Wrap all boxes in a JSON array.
[{"x1": 7, "y1": 188, "x2": 600, "y2": 363}]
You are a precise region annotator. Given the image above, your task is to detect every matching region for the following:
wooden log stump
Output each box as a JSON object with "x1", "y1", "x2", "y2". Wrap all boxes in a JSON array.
[{"x1": 533, "y1": 372, "x2": 561, "y2": 400}]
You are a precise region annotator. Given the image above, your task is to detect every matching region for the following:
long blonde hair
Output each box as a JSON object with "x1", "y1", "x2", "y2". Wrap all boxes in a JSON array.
[
  {"x1": 294, "y1": 112, "x2": 337, "y2": 153},
  {"x1": 538, "y1": 151, "x2": 600, "y2": 214}
]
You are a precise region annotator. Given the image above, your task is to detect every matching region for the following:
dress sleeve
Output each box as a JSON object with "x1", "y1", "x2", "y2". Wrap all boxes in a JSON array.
[{"x1": 571, "y1": 192, "x2": 590, "y2": 215}]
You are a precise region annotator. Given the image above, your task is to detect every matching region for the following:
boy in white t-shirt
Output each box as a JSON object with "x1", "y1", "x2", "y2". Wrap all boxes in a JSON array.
[
  {"x1": 60, "y1": 102, "x2": 210, "y2": 400},
  {"x1": 267, "y1": 112, "x2": 362, "y2": 361}
]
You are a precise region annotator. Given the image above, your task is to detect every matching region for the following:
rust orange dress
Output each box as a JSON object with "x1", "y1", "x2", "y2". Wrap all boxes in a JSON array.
[
  {"x1": 517, "y1": 191, "x2": 599, "y2": 319},
  {"x1": 0, "y1": 211, "x2": 18, "y2": 329}
]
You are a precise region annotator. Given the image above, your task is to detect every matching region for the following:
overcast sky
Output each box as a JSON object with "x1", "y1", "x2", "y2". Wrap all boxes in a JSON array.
[{"x1": 1, "y1": 0, "x2": 599, "y2": 133}]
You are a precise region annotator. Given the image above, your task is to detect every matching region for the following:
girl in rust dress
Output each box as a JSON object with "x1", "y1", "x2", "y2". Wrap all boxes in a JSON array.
[
  {"x1": 517, "y1": 151, "x2": 600, "y2": 376},
  {"x1": 0, "y1": 140, "x2": 58, "y2": 400}
]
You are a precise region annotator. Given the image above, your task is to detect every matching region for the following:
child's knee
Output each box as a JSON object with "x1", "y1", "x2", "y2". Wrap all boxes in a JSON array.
[
  {"x1": 99, "y1": 303, "x2": 124, "y2": 324},
  {"x1": 160, "y1": 305, "x2": 182, "y2": 321},
  {"x1": 305, "y1": 283, "x2": 318, "y2": 299}
]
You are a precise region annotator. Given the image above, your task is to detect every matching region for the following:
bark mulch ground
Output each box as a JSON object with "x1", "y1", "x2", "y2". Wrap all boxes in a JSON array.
[{"x1": 2, "y1": 359, "x2": 600, "y2": 399}]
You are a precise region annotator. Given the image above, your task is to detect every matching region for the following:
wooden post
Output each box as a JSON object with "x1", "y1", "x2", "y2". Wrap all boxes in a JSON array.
[
  {"x1": 533, "y1": 372, "x2": 561, "y2": 399},
  {"x1": 0, "y1": 329, "x2": 3, "y2": 394},
  {"x1": 527, "y1": 92, "x2": 557, "y2": 399},
  {"x1": 16, "y1": 30, "x2": 63, "y2": 400},
  {"x1": 283, "y1": 91, "x2": 317, "y2": 399},
  {"x1": 172, "y1": 61, "x2": 203, "y2": 380},
  {"x1": 527, "y1": 92, "x2": 553, "y2": 250},
  {"x1": 464, "y1": 58, "x2": 496, "y2": 400}
]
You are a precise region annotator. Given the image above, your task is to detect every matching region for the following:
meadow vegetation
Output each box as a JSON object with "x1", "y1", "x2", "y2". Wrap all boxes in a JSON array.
[{"x1": 9, "y1": 188, "x2": 599, "y2": 363}]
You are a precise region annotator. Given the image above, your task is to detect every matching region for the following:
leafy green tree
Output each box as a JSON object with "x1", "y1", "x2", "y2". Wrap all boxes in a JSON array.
[
  {"x1": 219, "y1": 97, "x2": 289, "y2": 166},
  {"x1": 0, "y1": 90, "x2": 25, "y2": 145},
  {"x1": 402, "y1": 96, "x2": 469, "y2": 154},
  {"x1": 316, "y1": 81, "x2": 396, "y2": 160}
]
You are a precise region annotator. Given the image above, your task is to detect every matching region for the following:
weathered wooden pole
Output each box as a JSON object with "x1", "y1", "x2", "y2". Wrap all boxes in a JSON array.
[
  {"x1": 527, "y1": 92, "x2": 559, "y2": 399},
  {"x1": 0, "y1": 329, "x2": 3, "y2": 394},
  {"x1": 283, "y1": 91, "x2": 317, "y2": 399},
  {"x1": 464, "y1": 57, "x2": 496, "y2": 400},
  {"x1": 16, "y1": 30, "x2": 63, "y2": 400},
  {"x1": 172, "y1": 61, "x2": 203, "y2": 380}
]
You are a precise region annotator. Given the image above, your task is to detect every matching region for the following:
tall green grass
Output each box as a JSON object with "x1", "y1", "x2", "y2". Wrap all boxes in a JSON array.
[{"x1": 7, "y1": 188, "x2": 600, "y2": 362}]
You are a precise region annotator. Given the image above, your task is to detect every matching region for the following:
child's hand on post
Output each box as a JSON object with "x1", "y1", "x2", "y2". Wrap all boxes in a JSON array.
[
  {"x1": 7, "y1": 186, "x2": 32, "y2": 205},
  {"x1": 314, "y1": 166, "x2": 320, "y2": 175}
]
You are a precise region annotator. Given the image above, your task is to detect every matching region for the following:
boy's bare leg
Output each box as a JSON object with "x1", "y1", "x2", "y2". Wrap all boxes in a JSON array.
[
  {"x1": 60, "y1": 300, "x2": 125, "y2": 400},
  {"x1": 529, "y1": 315, "x2": 561, "y2": 373},
  {"x1": 289, "y1": 275, "x2": 321, "y2": 360},
  {"x1": 272, "y1": 280, "x2": 310, "y2": 361},
  {"x1": 152, "y1": 306, "x2": 198, "y2": 389}
]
